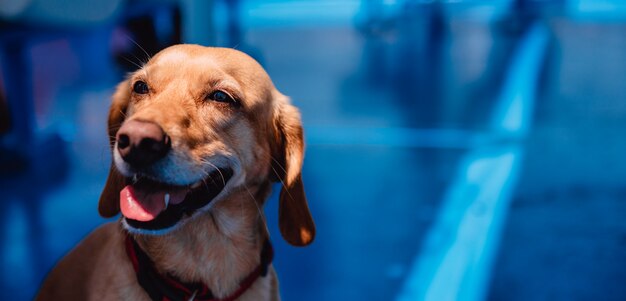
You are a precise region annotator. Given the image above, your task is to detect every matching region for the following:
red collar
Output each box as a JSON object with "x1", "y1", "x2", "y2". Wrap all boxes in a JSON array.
[{"x1": 124, "y1": 233, "x2": 273, "y2": 301}]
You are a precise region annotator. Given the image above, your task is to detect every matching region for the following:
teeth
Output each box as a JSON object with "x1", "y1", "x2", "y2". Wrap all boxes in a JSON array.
[
  {"x1": 133, "y1": 174, "x2": 138, "y2": 183},
  {"x1": 164, "y1": 193, "x2": 170, "y2": 209}
]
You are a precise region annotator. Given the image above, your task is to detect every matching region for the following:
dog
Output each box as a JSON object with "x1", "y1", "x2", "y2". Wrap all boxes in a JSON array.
[{"x1": 36, "y1": 44, "x2": 315, "y2": 301}]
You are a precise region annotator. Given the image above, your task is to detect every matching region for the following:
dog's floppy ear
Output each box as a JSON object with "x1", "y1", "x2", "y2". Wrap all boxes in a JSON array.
[
  {"x1": 271, "y1": 92, "x2": 315, "y2": 246},
  {"x1": 99, "y1": 80, "x2": 131, "y2": 217}
]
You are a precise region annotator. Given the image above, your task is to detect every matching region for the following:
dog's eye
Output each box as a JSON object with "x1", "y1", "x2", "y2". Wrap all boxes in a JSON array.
[
  {"x1": 133, "y1": 81, "x2": 149, "y2": 94},
  {"x1": 208, "y1": 90, "x2": 238, "y2": 106}
]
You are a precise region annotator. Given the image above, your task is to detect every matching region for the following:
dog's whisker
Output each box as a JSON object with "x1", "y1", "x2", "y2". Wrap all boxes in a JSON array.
[
  {"x1": 199, "y1": 159, "x2": 227, "y2": 187},
  {"x1": 269, "y1": 164, "x2": 289, "y2": 192},
  {"x1": 208, "y1": 174, "x2": 220, "y2": 187},
  {"x1": 124, "y1": 34, "x2": 152, "y2": 64},
  {"x1": 201, "y1": 177, "x2": 209, "y2": 187},
  {"x1": 119, "y1": 55, "x2": 145, "y2": 70},
  {"x1": 269, "y1": 163, "x2": 301, "y2": 211},
  {"x1": 123, "y1": 42, "x2": 148, "y2": 66},
  {"x1": 269, "y1": 156, "x2": 289, "y2": 180},
  {"x1": 193, "y1": 166, "x2": 218, "y2": 188},
  {"x1": 244, "y1": 184, "x2": 270, "y2": 237},
  {"x1": 269, "y1": 156, "x2": 287, "y2": 174},
  {"x1": 269, "y1": 157, "x2": 302, "y2": 208}
]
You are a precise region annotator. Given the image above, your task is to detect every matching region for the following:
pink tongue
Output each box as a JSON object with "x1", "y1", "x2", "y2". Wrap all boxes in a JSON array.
[{"x1": 120, "y1": 185, "x2": 187, "y2": 222}]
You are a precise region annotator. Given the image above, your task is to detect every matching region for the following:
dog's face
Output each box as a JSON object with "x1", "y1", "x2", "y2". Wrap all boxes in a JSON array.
[{"x1": 99, "y1": 45, "x2": 314, "y2": 246}]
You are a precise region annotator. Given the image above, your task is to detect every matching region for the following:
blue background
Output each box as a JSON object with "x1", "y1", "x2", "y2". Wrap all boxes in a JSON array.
[{"x1": 1, "y1": 0, "x2": 626, "y2": 300}]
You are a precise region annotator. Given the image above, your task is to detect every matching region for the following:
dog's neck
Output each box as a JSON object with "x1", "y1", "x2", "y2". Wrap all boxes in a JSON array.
[{"x1": 134, "y1": 182, "x2": 271, "y2": 298}]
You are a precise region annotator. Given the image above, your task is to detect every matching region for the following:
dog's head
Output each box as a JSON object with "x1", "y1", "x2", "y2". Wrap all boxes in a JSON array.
[{"x1": 99, "y1": 45, "x2": 314, "y2": 246}]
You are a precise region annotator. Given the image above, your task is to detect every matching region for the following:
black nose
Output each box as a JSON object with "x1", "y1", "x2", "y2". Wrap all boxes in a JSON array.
[{"x1": 116, "y1": 120, "x2": 171, "y2": 168}]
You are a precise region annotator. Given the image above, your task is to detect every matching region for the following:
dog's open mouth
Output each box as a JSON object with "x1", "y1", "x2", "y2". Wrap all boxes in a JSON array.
[{"x1": 120, "y1": 167, "x2": 234, "y2": 231}]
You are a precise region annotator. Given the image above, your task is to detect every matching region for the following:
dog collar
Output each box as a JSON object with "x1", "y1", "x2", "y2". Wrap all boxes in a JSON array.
[{"x1": 124, "y1": 234, "x2": 273, "y2": 301}]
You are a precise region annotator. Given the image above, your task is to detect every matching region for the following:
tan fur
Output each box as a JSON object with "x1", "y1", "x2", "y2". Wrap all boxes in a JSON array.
[{"x1": 37, "y1": 45, "x2": 312, "y2": 300}]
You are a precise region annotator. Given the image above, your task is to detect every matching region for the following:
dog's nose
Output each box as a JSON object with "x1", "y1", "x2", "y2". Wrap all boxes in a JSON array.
[{"x1": 116, "y1": 120, "x2": 171, "y2": 167}]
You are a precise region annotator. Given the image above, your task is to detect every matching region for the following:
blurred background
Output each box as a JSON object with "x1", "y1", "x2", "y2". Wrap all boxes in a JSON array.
[{"x1": 1, "y1": 0, "x2": 626, "y2": 300}]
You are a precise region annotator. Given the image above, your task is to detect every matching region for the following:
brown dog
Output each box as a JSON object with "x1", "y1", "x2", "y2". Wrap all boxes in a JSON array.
[{"x1": 36, "y1": 45, "x2": 315, "y2": 301}]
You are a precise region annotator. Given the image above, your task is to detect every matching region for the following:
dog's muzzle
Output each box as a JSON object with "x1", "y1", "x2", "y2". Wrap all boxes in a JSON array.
[{"x1": 114, "y1": 120, "x2": 234, "y2": 232}]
